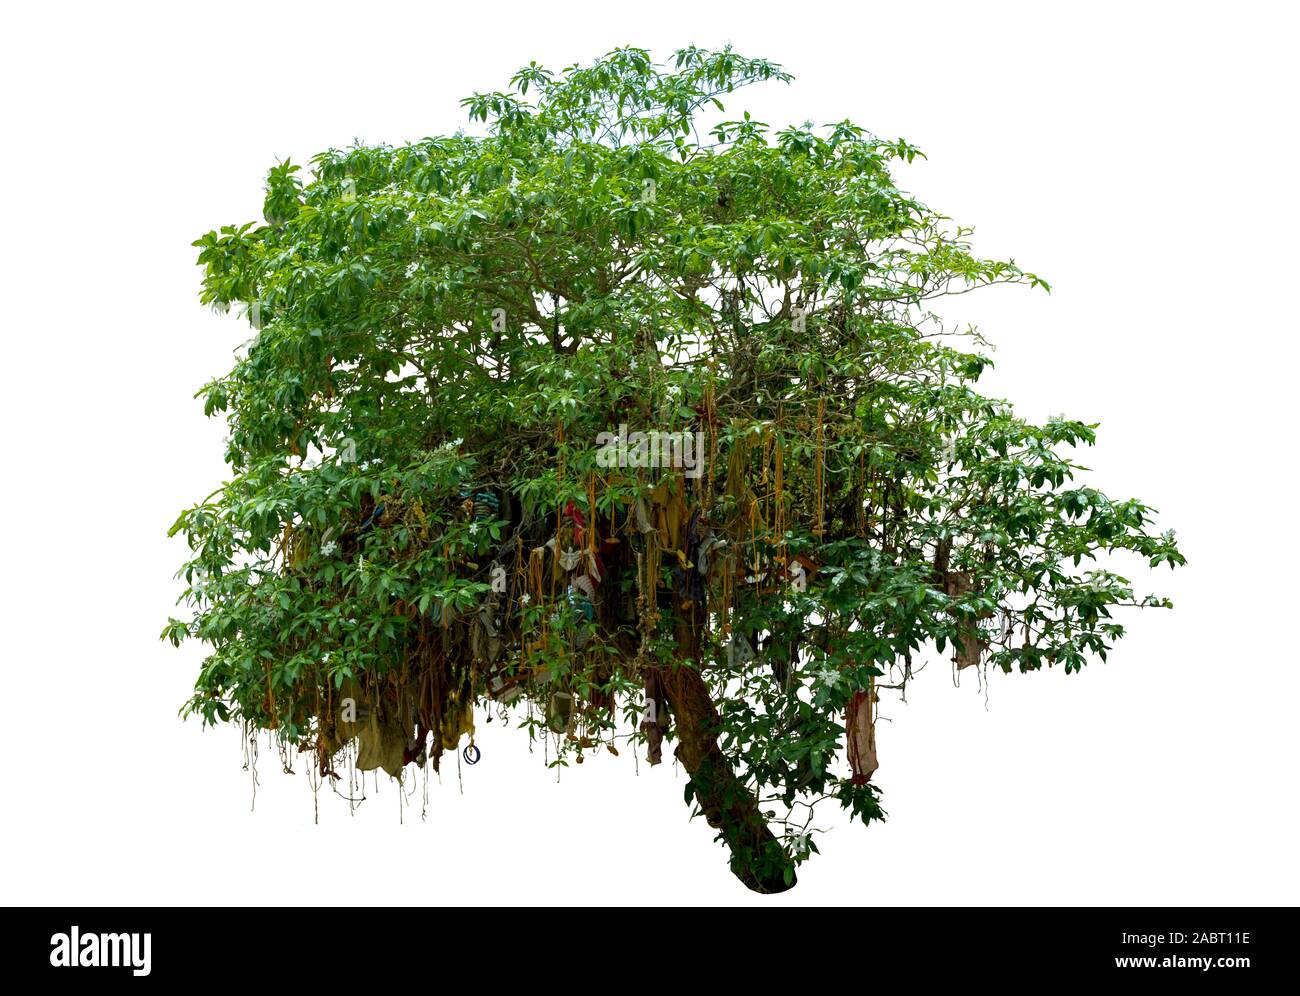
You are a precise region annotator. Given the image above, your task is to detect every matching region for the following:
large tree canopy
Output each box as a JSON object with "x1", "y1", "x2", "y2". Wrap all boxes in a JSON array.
[{"x1": 167, "y1": 46, "x2": 1184, "y2": 892}]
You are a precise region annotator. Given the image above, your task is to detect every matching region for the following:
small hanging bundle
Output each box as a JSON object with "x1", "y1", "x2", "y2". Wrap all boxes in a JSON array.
[
  {"x1": 580, "y1": 547, "x2": 603, "y2": 585},
  {"x1": 564, "y1": 584, "x2": 596, "y2": 648},
  {"x1": 488, "y1": 673, "x2": 523, "y2": 704},
  {"x1": 439, "y1": 664, "x2": 476, "y2": 751},
  {"x1": 356, "y1": 706, "x2": 409, "y2": 779},
  {"x1": 788, "y1": 559, "x2": 807, "y2": 593},
  {"x1": 562, "y1": 500, "x2": 587, "y2": 546},
  {"x1": 633, "y1": 497, "x2": 657, "y2": 534},
  {"x1": 459, "y1": 487, "x2": 499, "y2": 522},
  {"x1": 566, "y1": 584, "x2": 596, "y2": 620},
  {"x1": 640, "y1": 669, "x2": 670, "y2": 766},
  {"x1": 845, "y1": 688, "x2": 878, "y2": 785},
  {"x1": 469, "y1": 597, "x2": 503, "y2": 663},
  {"x1": 528, "y1": 544, "x2": 547, "y2": 600},
  {"x1": 560, "y1": 546, "x2": 602, "y2": 648},
  {"x1": 547, "y1": 690, "x2": 574, "y2": 733},
  {"x1": 673, "y1": 507, "x2": 710, "y2": 605}
]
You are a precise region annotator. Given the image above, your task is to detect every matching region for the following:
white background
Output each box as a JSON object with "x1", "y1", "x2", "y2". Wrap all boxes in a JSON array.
[{"x1": 2, "y1": 0, "x2": 1296, "y2": 906}]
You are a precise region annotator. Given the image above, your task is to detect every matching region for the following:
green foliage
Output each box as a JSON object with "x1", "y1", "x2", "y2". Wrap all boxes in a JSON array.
[{"x1": 169, "y1": 45, "x2": 1183, "y2": 886}]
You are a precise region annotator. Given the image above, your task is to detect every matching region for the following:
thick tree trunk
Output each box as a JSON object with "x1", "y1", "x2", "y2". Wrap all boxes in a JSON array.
[{"x1": 658, "y1": 659, "x2": 797, "y2": 894}]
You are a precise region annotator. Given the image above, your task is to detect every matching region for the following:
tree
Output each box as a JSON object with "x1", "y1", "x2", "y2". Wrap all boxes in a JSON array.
[{"x1": 166, "y1": 46, "x2": 1185, "y2": 893}]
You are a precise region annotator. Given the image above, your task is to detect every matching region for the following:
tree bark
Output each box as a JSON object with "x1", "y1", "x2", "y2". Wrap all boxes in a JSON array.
[{"x1": 658, "y1": 608, "x2": 797, "y2": 894}]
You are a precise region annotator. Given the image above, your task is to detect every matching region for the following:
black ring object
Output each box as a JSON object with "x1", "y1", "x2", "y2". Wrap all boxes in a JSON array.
[{"x1": 463, "y1": 744, "x2": 481, "y2": 765}]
